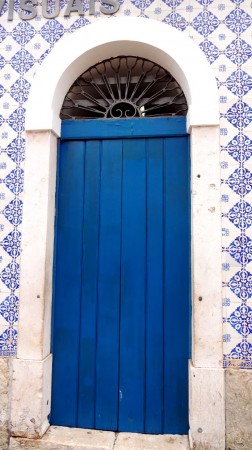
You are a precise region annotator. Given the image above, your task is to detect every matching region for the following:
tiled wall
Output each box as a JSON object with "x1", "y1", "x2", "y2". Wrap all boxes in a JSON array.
[{"x1": 0, "y1": 0, "x2": 251, "y2": 367}]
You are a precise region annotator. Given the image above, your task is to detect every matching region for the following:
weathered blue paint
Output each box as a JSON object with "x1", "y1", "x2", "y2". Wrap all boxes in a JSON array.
[
  {"x1": 51, "y1": 140, "x2": 85, "y2": 426},
  {"x1": 78, "y1": 140, "x2": 100, "y2": 428},
  {"x1": 51, "y1": 117, "x2": 190, "y2": 434},
  {"x1": 119, "y1": 138, "x2": 146, "y2": 432},
  {"x1": 94, "y1": 139, "x2": 122, "y2": 431},
  {"x1": 163, "y1": 136, "x2": 190, "y2": 434},
  {"x1": 61, "y1": 117, "x2": 187, "y2": 140},
  {"x1": 145, "y1": 138, "x2": 164, "y2": 433}
]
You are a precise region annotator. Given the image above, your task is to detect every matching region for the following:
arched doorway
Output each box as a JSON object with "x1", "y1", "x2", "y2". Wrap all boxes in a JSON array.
[{"x1": 51, "y1": 56, "x2": 190, "y2": 433}]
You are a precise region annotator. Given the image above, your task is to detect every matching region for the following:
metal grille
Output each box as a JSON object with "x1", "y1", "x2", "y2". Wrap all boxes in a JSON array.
[{"x1": 60, "y1": 56, "x2": 188, "y2": 120}]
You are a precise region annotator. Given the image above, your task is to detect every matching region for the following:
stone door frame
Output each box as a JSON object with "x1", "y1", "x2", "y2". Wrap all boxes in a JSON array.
[{"x1": 10, "y1": 18, "x2": 225, "y2": 450}]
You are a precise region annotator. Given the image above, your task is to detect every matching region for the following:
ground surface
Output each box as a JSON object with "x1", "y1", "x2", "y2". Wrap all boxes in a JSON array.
[{"x1": 9, "y1": 427, "x2": 190, "y2": 449}]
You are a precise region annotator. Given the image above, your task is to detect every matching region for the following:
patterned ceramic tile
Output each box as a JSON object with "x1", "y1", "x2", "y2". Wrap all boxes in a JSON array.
[
  {"x1": 0, "y1": 0, "x2": 251, "y2": 365},
  {"x1": 0, "y1": 325, "x2": 17, "y2": 356},
  {"x1": 0, "y1": 292, "x2": 19, "y2": 326}
]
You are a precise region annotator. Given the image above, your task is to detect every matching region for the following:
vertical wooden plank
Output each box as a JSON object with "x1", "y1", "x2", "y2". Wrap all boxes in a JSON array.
[
  {"x1": 163, "y1": 136, "x2": 190, "y2": 434},
  {"x1": 145, "y1": 138, "x2": 164, "y2": 434},
  {"x1": 119, "y1": 138, "x2": 146, "y2": 433},
  {"x1": 53, "y1": 118, "x2": 189, "y2": 435},
  {"x1": 78, "y1": 140, "x2": 100, "y2": 428},
  {"x1": 95, "y1": 140, "x2": 122, "y2": 430},
  {"x1": 51, "y1": 140, "x2": 85, "y2": 427}
]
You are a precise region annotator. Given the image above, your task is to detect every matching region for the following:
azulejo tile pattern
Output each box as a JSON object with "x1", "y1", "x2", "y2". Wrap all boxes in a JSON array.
[{"x1": 0, "y1": 0, "x2": 251, "y2": 366}]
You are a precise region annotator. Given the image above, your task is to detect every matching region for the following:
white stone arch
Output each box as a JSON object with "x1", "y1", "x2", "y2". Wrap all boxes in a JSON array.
[
  {"x1": 10, "y1": 17, "x2": 225, "y2": 450},
  {"x1": 26, "y1": 17, "x2": 219, "y2": 134}
]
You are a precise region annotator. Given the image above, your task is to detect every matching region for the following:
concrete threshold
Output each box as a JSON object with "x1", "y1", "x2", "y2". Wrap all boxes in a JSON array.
[{"x1": 9, "y1": 426, "x2": 190, "y2": 450}]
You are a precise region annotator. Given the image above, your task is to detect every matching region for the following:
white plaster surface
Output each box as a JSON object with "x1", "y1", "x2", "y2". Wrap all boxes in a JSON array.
[
  {"x1": 189, "y1": 361, "x2": 225, "y2": 450},
  {"x1": 17, "y1": 131, "x2": 57, "y2": 361},
  {"x1": 0, "y1": 358, "x2": 11, "y2": 450},
  {"x1": 190, "y1": 127, "x2": 222, "y2": 368},
  {"x1": 10, "y1": 355, "x2": 52, "y2": 438},
  {"x1": 26, "y1": 17, "x2": 219, "y2": 135}
]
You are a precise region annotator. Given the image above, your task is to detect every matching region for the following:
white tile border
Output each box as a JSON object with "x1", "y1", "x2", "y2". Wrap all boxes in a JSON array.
[{"x1": 11, "y1": 17, "x2": 224, "y2": 449}]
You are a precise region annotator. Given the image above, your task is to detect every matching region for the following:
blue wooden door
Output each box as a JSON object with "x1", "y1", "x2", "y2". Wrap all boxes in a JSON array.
[{"x1": 51, "y1": 117, "x2": 190, "y2": 434}]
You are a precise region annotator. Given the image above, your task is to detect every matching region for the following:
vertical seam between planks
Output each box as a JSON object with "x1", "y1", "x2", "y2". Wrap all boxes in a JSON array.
[
  {"x1": 144, "y1": 138, "x2": 148, "y2": 433},
  {"x1": 76, "y1": 141, "x2": 86, "y2": 427},
  {"x1": 162, "y1": 137, "x2": 166, "y2": 434},
  {"x1": 94, "y1": 139, "x2": 102, "y2": 429},
  {"x1": 118, "y1": 139, "x2": 123, "y2": 431}
]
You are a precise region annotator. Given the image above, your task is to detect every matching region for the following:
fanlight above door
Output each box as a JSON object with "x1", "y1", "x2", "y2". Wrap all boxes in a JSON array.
[{"x1": 60, "y1": 56, "x2": 188, "y2": 120}]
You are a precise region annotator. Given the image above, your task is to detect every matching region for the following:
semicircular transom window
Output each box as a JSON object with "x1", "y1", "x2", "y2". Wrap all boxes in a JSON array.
[{"x1": 60, "y1": 56, "x2": 188, "y2": 120}]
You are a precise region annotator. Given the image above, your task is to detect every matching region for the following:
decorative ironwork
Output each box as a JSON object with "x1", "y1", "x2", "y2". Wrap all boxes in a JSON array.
[{"x1": 60, "y1": 56, "x2": 188, "y2": 120}]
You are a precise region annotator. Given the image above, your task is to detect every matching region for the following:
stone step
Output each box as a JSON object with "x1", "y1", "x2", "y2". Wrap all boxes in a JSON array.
[
  {"x1": 114, "y1": 432, "x2": 189, "y2": 450},
  {"x1": 9, "y1": 427, "x2": 190, "y2": 450}
]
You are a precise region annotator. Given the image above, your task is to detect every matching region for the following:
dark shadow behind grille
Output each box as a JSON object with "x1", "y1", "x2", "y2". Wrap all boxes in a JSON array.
[{"x1": 60, "y1": 56, "x2": 188, "y2": 120}]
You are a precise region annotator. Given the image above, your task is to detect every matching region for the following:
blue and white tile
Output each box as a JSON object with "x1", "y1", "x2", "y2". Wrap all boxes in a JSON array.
[
  {"x1": 0, "y1": 325, "x2": 18, "y2": 356},
  {"x1": 0, "y1": 38, "x2": 22, "y2": 61},
  {"x1": 223, "y1": 322, "x2": 243, "y2": 355},
  {"x1": 25, "y1": 34, "x2": 51, "y2": 60},
  {"x1": 222, "y1": 288, "x2": 242, "y2": 314},
  {"x1": 0, "y1": 124, "x2": 17, "y2": 149},
  {"x1": 0, "y1": 65, "x2": 21, "y2": 93},
  {"x1": 0, "y1": 96, "x2": 20, "y2": 120},
  {"x1": 0, "y1": 291, "x2": 19, "y2": 327},
  {"x1": 0, "y1": 154, "x2": 16, "y2": 183},
  {"x1": 210, "y1": 22, "x2": 239, "y2": 52},
  {"x1": 219, "y1": 92, "x2": 238, "y2": 115},
  {"x1": 0, "y1": 251, "x2": 14, "y2": 276}
]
